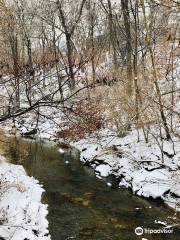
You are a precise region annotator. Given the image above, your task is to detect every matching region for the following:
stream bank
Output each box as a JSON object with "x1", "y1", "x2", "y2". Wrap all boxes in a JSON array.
[
  {"x1": 0, "y1": 161, "x2": 50, "y2": 240},
  {"x1": 71, "y1": 129, "x2": 180, "y2": 212},
  {"x1": 0, "y1": 130, "x2": 51, "y2": 240}
]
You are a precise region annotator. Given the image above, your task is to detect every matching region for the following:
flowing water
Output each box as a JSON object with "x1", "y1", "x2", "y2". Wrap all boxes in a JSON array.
[{"x1": 5, "y1": 137, "x2": 180, "y2": 240}]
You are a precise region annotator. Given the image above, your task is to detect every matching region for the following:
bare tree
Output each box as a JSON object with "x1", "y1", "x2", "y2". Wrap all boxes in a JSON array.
[{"x1": 56, "y1": 0, "x2": 86, "y2": 90}]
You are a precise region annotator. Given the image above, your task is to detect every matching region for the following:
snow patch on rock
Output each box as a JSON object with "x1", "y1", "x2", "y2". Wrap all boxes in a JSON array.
[{"x1": 95, "y1": 164, "x2": 112, "y2": 177}]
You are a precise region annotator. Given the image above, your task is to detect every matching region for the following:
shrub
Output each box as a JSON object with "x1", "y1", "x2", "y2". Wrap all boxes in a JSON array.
[{"x1": 57, "y1": 100, "x2": 103, "y2": 141}]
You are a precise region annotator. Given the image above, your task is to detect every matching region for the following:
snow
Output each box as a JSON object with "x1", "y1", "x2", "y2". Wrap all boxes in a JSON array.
[
  {"x1": 132, "y1": 169, "x2": 171, "y2": 198},
  {"x1": 0, "y1": 161, "x2": 50, "y2": 240},
  {"x1": 107, "y1": 182, "x2": 112, "y2": 187},
  {"x1": 163, "y1": 141, "x2": 175, "y2": 156},
  {"x1": 58, "y1": 148, "x2": 65, "y2": 154},
  {"x1": 154, "y1": 220, "x2": 167, "y2": 226},
  {"x1": 72, "y1": 128, "x2": 180, "y2": 211},
  {"x1": 95, "y1": 164, "x2": 112, "y2": 177}
]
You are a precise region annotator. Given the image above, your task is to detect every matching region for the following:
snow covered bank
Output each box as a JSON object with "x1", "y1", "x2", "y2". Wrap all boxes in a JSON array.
[
  {"x1": 0, "y1": 158, "x2": 51, "y2": 240},
  {"x1": 71, "y1": 129, "x2": 180, "y2": 212}
]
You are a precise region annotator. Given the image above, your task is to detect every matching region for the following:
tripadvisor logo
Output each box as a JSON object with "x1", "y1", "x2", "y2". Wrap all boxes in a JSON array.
[
  {"x1": 135, "y1": 227, "x2": 143, "y2": 236},
  {"x1": 135, "y1": 226, "x2": 174, "y2": 235}
]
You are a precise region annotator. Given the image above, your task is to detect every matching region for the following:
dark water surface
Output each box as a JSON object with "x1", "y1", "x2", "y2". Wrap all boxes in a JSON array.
[{"x1": 6, "y1": 138, "x2": 180, "y2": 240}]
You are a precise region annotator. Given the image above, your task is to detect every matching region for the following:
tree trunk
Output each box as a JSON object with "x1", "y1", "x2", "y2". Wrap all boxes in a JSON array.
[
  {"x1": 88, "y1": 0, "x2": 96, "y2": 83},
  {"x1": 26, "y1": 38, "x2": 34, "y2": 104},
  {"x1": 121, "y1": 0, "x2": 133, "y2": 96},
  {"x1": 66, "y1": 34, "x2": 75, "y2": 90},
  {"x1": 10, "y1": 33, "x2": 20, "y2": 110},
  {"x1": 52, "y1": 24, "x2": 64, "y2": 103},
  {"x1": 107, "y1": 0, "x2": 118, "y2": 74}
]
